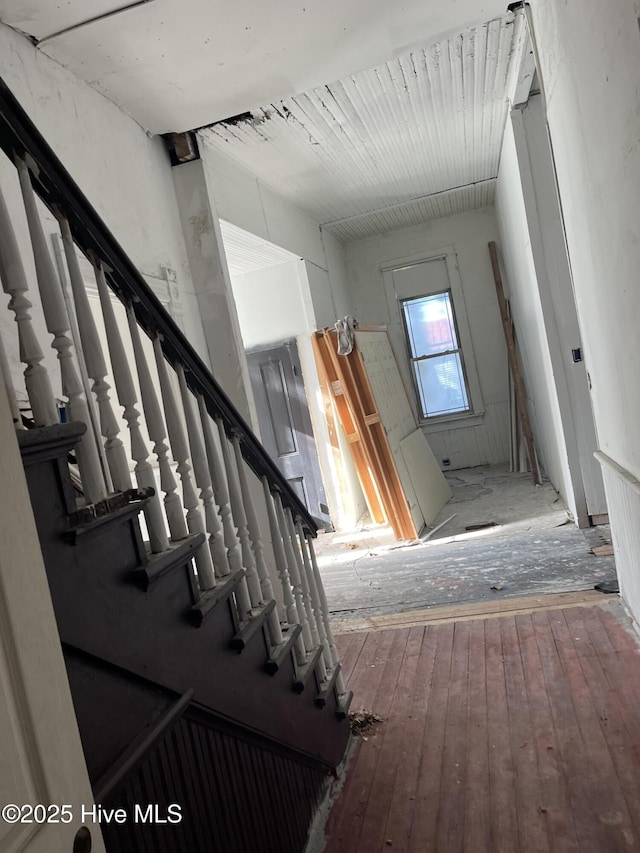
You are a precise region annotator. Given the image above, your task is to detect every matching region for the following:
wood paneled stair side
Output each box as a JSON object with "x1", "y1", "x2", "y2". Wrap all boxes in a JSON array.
[{"x1": 18, "y1": 422, "x2": 351, "y2": 772}]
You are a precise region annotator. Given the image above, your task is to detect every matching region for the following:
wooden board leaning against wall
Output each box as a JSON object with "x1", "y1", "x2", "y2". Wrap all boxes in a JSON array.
[{"x1": 312, "y1": 324, "x2": 451, "y2": 541}]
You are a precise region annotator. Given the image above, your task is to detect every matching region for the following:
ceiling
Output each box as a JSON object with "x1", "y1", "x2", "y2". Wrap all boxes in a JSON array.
[
  {"x1": 0, "y1": 0, "x2": 507, "y2": 133},
  {"x1": 201, "y1": 14, "x2": 525, "y2": 243}
]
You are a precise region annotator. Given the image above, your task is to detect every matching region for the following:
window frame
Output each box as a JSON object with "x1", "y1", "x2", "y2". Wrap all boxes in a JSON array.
[
  {"x1": 399, "y1": 288, "x2": 472, "y2": 421},
  {"x1": 381, "y1": 247, "x2": 485, "y2": 430}
]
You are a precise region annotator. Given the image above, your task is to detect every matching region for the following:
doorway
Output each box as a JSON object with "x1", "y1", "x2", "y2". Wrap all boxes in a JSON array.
[{"x1": 247, "y1": 339, "x2": 331, "y2": 530}]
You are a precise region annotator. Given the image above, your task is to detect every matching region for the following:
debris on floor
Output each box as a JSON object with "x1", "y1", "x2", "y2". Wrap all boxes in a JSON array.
[
  {"x1": 423, "y1": 513, "x2": 457, "y2": 541},
  {"x1": 594, "y1": 579, "x2": 620, "y2": 594},
  {"x1": 349, "y1": 709, "x2": 384, "y2": 738},
  {"x1": 387, "y1": 539, "x2": 421, "y2": 550},
  {"x1": 465, "y1": 521, "x2": 498, "y2": 531},
  {"x1": 490, "y1": 583, "x2": 505, "y2": 591},
  {"x1": 591, "y1": 544, "x2": 615, "y2": 557}
]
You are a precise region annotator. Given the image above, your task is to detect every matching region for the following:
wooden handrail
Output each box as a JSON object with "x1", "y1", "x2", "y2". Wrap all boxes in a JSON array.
[{"x1": 0, "y1": 76, "x2": 316, "y2": 533}]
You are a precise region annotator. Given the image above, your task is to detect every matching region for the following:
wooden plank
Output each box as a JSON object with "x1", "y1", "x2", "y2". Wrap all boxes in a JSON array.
[
  {"x1": 326, "y1": 629, "x2": 411, "y2": 851},
  {"x1": 547, "y1": 610, "x2": 637, "y2": 849},
  {"x1": 337, "y1": 630, "x2": 368, "y2": 684},
  {"x1": 434, "y1": 622, "x2": 471, "y2": 851},
  {"x1": 531, "y1": 610, "x2": 609, "y2": 852},
  {"x1": 563, "y1": 608, "x2": 640, "y2": 839},
  {"x1": 321, "y1": 328, "x2": 415, "y2": 539},
  {"x1": 312, "y1": 332, "x2": 385, "y2": 524},
  {"x1": 463, "y1": 619, "x2": 491, "y2": 852},
  {"x1": 484, "y1": 617, "x2": 519, "y2": 851},
  {"x1": 331, "y1": 591, "x2": 606, "y2": 634},
  {"x1": 339, "y1": 331, "x2": 416, "y2": 539},
  {"x1": 346, "y1": 630, "x2": 388, "y2": 711},
  {"x1": 357, "y1": 627, "x2": 424, "y2": 850},
  {"x1": 591, "y1": 543, "x2": 614, "y2": 557},
  {"x1": 408, "y1": 622, "x2": 455, "y2": 852},
  {"x1": 355, "y1": 329, "x2": 426, "y2": 534},
  {"x1": 325, "y1": 604, "x2": 640, "y2": 852},
  {"x1": 488, "y1": 241, "x2": 541, "y2": 485},
  {"x1": 382, "y1": 625, "x2": 439, "y2": 851},
  {"x1": 500, "y1": 616, "x2": 550, "y2": 852},
  {"x1": 515, "y1": 613, "x2": 581, "y2": 853}
]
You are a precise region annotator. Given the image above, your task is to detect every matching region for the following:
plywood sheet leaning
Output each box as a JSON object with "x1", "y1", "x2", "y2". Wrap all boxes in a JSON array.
[
  {"x1": 399, "y1": 428, "x2": 453, "y2": 526},
  {"x1": 355, "y1": 328, "x2": 451, "y2": 531}
]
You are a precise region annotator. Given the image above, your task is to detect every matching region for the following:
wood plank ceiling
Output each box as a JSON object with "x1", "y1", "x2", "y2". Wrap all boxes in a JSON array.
[{"x1": 200, "y1": 14, "x2": 524, "y2": 243}]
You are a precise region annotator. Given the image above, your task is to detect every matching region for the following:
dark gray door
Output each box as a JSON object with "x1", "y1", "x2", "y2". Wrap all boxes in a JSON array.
[{"x1": 247, "y1": 339, "x2": 331, "y2": 530}]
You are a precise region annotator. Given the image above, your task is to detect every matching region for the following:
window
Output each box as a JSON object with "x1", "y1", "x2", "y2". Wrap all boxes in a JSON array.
[{"x1": 400, "y1": 290, "x2": 471, "y2": 419}]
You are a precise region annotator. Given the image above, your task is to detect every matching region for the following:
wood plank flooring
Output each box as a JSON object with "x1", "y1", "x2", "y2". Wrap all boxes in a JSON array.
[{"x1": 323, "y1": 600, "x2": 640, "y2": 853}]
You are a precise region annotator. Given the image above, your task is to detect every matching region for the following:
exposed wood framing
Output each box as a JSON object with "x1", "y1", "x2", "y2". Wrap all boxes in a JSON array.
[{"x1": 313, "y1": 329, "x2": 417, "y2": 540}]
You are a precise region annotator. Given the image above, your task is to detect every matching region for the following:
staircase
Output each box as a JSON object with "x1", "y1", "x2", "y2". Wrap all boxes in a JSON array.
[{"x1": 0, "y1": 77, "x2": 351, "y2": 852}]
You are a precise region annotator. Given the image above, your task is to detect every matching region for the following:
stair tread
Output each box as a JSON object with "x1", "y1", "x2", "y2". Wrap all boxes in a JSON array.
[
  {"x1": 293, "y1": 645, "x2": 324, "y2": 694},
  {"x1": 336, "y1": 689, "x2": 353, "y2": 720},
  {"x1": 266, "y1": 624, "x2": 302, "y2": 675},
  {"x1": 65, "y1": 496, "x2": 151, "y2": 544},
  {"x1": 132, "y1": 533, "x2": 206, "y2": 591},
  {"x1": 315, "y1": 662, "x2": 342, "y2": 708},
  {"x1": 231, "y1": 599, "x2": 276, "y2": 652},
  {"x1": 188, "y1": 568, "x2": 246, "y2": 627}
]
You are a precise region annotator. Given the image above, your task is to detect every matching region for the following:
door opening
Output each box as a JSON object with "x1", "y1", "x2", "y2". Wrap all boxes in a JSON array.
[{"x1": 247, "y1": 339, "x2": 332, "y2": 531}]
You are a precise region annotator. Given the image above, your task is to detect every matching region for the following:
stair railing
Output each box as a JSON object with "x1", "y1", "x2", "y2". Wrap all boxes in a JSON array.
[{"x1": 0, "y1": 76, "x2": 346, "y2": 700}]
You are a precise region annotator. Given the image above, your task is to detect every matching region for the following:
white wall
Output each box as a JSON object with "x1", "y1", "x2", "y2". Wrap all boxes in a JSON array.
[
  {"x1": 494, "y1": 117, "x2": 576, "y2": 515},
  {"x1": 530, "y1": 0, "x2": 640, "y2": 617},
  {"x1": 199, "y1": 140, "x2": 352, "y2": 328},
  {"x1": 345, "y1": 207, "x2": 510, "y2": 470},
  {"x1": 516, "y1": 95, "x2": 606, "y2": 520},
  {"x1": 0, "y1": 23, "x2": 210, "y2": 389}
]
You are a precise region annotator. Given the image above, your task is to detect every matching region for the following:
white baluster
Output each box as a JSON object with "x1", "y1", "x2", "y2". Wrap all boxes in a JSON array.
[
  {"x1": 275, "y1": 494, "x2": 312, "y2": 654},
  {"x1": 285, "y1": 508, "x2": 326, "y2": 680},
  {"x1": 0, "y1": 178, "x2": 57, "y2": 426},
  {"x1": 153, "y1": 338, "x2": 214, "y2": 589},
  {"x1": 215, "y1": 419, "x2": 254, "y2": 619},
  {"x1": 0, "y1": 329, "x2": 22, "y2": 427},
  {"x1": 94, "y1": 262, "x2": 168, "y2": 553},
  {"x1": 297, "y1": 520, "x2": 332, "y2": 674},
  {"x1": 16, "y1": 156, "x2": 106, "y2": 503},
  {"x1": 59, "y1": 217, "x2": 130, "y2": 491},
  {"x1": 197, "y1": 396, "x2": 236, "y2": 577},
  {"x1": 232, "y1": 434, "x2": 284, "y2": 646},
  {"x1": 262, "y1": 478, "x2": 306, "y2": 666},
  {"x1": 226, "y1": 435, "x2": 262, "y2": 607},
  {"x1": 306, "y1": 534, "x2": 346, "y2": 695},
  {"x1": 177, "y1": 369, "x2": 228, "y2": 581},
  {"x1": 126, "y1": 306, "x2": 187, "y2": 542}
]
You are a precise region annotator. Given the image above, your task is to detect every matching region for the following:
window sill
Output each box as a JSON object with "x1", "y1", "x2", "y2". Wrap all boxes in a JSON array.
[{"x1": 419, "y1": 411, "x2": 485, "y2": 433}]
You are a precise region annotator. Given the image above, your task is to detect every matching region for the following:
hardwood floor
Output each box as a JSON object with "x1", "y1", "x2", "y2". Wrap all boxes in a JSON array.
[{"x1": 323, "y1": 600, "x2": 640, "y2": 852}]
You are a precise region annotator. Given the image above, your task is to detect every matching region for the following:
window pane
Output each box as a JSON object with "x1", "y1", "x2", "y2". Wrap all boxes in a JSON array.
[
  {"x1": 403, "y1": 292, "x2": 458, "y2": 357},
  {"x1": 413, "y1": 353, "x2": 469, "y2": 418}
]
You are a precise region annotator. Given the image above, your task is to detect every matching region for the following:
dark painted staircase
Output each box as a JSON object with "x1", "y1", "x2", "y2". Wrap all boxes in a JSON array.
[{"x1": 18, "y1": 421, "x2": 350, "y2": 853}]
